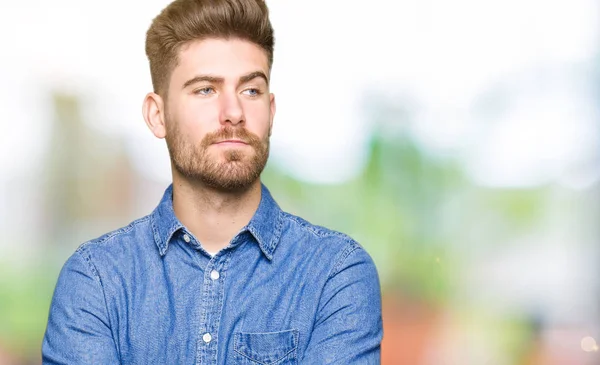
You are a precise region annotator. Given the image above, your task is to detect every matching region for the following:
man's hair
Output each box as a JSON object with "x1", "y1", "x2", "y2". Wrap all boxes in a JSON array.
[{"x1": 145, "y1": 0, "x2": 274, "y2": 96}]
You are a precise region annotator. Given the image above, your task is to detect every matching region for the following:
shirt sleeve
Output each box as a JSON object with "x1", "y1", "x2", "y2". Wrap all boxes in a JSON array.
[
  {"x1": 301, "y1": 242, "x2": 383, "y2": 364},
  {"x1": 42, "y1": 248, "x2": 120, "y2": 365}
]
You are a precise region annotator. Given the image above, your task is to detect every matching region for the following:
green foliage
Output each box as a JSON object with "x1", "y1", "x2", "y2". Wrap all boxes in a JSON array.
[
  {"x1": 264, "y1": 133, "x2": 466, "y2": 303},
  {"x1": 0, "y1": 259, "x2": 59, "y2": 358},
  {"x1": 264, "y1": 129, "x2": 548, "y2": 308}
]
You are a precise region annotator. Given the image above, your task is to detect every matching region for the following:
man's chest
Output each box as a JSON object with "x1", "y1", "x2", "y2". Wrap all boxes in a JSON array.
[{"x1": 106, "y1": 249, "x2": 326, "y2": 364}]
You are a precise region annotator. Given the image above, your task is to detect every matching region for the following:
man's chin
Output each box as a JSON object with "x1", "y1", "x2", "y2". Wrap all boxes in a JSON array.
[
  {"x1": 210, "y1": 150, "x2": 253, "y2": 164},
  {"x1": 204, "y1": 175, "x2": 259, "y2": 193},
  {"x1": 199, "y1": 163, "x2": 262, "y2": 191}
]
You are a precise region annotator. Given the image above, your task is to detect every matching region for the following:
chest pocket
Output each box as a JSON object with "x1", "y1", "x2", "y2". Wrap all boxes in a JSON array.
[{"x1": 234, "y1": 329, "x2": 299, "y2": 365}]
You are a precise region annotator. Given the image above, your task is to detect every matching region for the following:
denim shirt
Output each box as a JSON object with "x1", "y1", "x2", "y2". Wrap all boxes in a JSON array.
[{"x1": 42, "y1": 184, "x2": 383, "y2": 364}]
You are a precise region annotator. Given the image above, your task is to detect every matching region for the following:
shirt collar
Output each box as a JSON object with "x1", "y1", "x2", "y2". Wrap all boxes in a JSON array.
[
  {"x1": 245, "y1": 183, "x2": 284, "y2": 261},
  {"x1": 150, "y1": 183, "x2": 283, "y2": 260},
  {"x1": 150, "y1": 184, "x2": 184, "y2": 257}
]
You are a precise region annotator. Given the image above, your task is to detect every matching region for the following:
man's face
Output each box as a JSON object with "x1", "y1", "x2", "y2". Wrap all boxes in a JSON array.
[{"x1": 164, "y1": 38, "x2": 275, "y2": 192}]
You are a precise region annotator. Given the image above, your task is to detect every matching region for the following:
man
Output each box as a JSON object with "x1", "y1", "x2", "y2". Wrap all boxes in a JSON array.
[{"x1": 42, "y1": 0, "x2": 383, "y2": 363}]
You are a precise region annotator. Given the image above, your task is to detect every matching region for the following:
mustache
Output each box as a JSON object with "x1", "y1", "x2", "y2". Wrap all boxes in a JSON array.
[{"x1": 201, "y1": 126, "x2": 263, "y2": 148}]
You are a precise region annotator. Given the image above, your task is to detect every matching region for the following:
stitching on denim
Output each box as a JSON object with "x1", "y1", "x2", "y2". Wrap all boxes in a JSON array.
[
  {"x1": 265, "y1": 210, "x2": 284, "y2": 259},
  {"x1": 280, "y1": 213, "x2": 322, "y2": 237},
  {"x1": 210, "y1": 250, "x2": 233, "y2": 364},
  {"x1": 235, "y1": 329, "x2": 299, "y2": 336},
  {"x1": 195, "y1": 247, "x2": 229, "y2": 363},
  {"x1": 197, "y1": 263, "x2": 212, "y2": 360},
  {"x1": 274, "y1": 349, "x2": 297, "y2": 365},
  {"x1": 280, "y1": 212, "x2": 355, "y2": 244},
  {"x1": 311, "y1": 242, "x2": 361, "y2": 332},
  {"x1": 161, "y1": 221, "x2": 183, "y2": 254},
  {"x1": 234, "y1": 348, "x2": 296, "y2": 365},
  {"x1": 150, "y1": 215, "x2": 164, "y2": 255},
  {"x1": 79, "y1": 215, "x2": 151, "y2": 251},
  {"x1": 233, "y1": 329, "x2": 298, "y2": 364},
  {"x1": 329, "y1": 241, "x2": 361, "y2": 279},
  {"x1": 280, "y1": 212, "x2": 362, "y2": 278},
  {"x1": 75, "y1": 246, "x2": 123, "y2": 363},
  {"x1": 75, "y1": 246, "x2": 100, "y2": 281}
]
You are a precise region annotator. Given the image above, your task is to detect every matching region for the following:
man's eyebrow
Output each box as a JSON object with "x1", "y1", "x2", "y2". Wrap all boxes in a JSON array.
[
  {"x1": 239, "y1": 71, "x2": 269, "y2": 86},
  {"x1": 182, "y1": 71, "x2": 269, "y2": 90},
  {"x1": 182, "y1": 75, "x2": 224, "y2": 89}
]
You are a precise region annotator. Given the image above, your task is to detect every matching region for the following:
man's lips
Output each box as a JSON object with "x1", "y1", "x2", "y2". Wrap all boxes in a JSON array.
[{"x1": 213, "y1": 139, "x2": 249, "y2": 145}]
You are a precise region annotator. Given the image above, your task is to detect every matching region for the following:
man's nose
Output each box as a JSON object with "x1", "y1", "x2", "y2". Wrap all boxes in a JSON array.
[{"x1": 219, "y1": 92, "x2": 244, "y2": 126}]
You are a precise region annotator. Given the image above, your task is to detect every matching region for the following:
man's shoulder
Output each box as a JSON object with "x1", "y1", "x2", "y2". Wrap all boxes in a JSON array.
[
  {"x1": 75, "y1": 215, "x2": 154, "y2": 258},
  {"x1": 277, "y1": 211, "x2": 378, "y2": 280},
  {"x1": 279, "y1": 211, "x2": 365, "y2": 259},
  {"x1": 279, "y1": 211, "x2": 353, "y2": 241}
]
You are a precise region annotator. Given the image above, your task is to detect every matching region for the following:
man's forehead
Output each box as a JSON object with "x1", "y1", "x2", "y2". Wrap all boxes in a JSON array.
[{"x1": 176, "y1": 38, "x2": 269, "y2": 71}]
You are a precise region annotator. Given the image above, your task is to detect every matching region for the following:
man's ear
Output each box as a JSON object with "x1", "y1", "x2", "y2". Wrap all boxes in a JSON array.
[
  {"x1": 142, "y1": 92, "x2": 166, "y2": 139},
  {"x1": 268, "y1": 92, "x2": 276, "y2": 136}
]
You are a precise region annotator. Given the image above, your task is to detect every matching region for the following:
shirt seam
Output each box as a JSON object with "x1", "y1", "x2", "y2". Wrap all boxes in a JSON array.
[
  {"x1": 75, "y1": 245, "x2": 122, "y2": 364},
  {"x1": 79, "y1": 215, "x2": 151, "y2": 250},
  {"x1": 280, "y1": 212, "x2": 351, "y2": 241},
  {"x1": 267, "y1": 210, "x2": 285, "y2": 258},
  {"x1": 212, "y1": 251, "x2": 233, "y2": 364},
  {"x1": 303, "y1": 239, "x2": 361, "y2": 361},
  {"x1": 327, "y1": 240, "x2": 361, "y2": 280}
]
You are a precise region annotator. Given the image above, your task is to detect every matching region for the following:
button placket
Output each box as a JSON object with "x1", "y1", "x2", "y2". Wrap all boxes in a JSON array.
[{"x1": 197, "y1": 252, "x2": 231, "y2": 364}]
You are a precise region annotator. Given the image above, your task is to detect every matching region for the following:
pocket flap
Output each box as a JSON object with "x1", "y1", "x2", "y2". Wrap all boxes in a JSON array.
[{"x1": 234, "y1": 329, "x2": 298, "y2": 364}]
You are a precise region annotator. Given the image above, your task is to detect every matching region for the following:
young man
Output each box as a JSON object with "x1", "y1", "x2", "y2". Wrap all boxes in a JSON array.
[{"x1": 42, "y1": 0, "x2": 383, "y2": 363}]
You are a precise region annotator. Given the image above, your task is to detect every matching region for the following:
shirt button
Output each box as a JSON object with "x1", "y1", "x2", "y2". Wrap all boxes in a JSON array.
[
  {"x1": 183, "y1": 234, "x2": 191, "y2": 243},
  {"x1": 202, "y1": 333, "x2": 212, "y2": 343},
  {"x1": 210, "y1": 270, "x2": 220, "y2": 280}
]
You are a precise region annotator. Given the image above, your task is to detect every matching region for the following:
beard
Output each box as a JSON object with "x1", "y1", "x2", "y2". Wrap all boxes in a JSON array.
[{"x1": 165, "y1": 119, "x2": 269, "y2": 192}]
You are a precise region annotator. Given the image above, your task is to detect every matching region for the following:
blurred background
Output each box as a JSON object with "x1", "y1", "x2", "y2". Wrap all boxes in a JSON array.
[{"x1": 1, "y1": 0, "x2": 599, "y2": 364}]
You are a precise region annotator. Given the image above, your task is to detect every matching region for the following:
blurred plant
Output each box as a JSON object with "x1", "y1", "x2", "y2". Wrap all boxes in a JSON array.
[
  {"x1": 264, "y1": 131, "x2": 463, "y2": 304},
  {"x1": 0, "y1": 258, "x2": 59, "y2": 363}
]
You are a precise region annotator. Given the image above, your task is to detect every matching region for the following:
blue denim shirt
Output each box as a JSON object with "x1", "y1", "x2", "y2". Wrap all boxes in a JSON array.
[{"x1": 42, "y1": 184, "x2": 383, "y2": 364}]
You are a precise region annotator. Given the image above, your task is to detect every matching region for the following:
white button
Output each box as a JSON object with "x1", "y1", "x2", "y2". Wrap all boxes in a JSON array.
[
  {"x1": 183, "y1": 234, "x2": 190, "y2": 243},
  {"x1": 202, "y1": 333, "x2": 212, "y2": 343},
  {"x1": 210, "y1": 270, "x2": 220, "y2": 280}
]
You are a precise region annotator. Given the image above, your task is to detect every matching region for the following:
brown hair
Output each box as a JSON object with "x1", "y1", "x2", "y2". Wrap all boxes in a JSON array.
[{"x1": 145, "y1": 0, "x2": 274, "y2": 96}]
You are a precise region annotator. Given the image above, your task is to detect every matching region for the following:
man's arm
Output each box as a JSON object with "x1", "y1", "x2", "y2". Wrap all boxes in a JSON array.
[
  {"x1": 42, "y1": 249, "x2": 120, "y2": 365},
  {"x1": 302, "y1": 242, "x2": 383, "y2": 364}
]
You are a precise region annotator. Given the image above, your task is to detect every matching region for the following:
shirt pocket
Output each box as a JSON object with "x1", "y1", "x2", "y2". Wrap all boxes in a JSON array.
[{"x1": 233, "y1": 329, "x2": 299, "y2": 365}]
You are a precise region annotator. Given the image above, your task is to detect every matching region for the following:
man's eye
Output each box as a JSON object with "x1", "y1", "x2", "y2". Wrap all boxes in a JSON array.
[
  {"x1": 242, "y1": 88, "x2": 262, "y2": 97},
  {"x1": 194, "y1": 87, "x2": 215, "y2": 95}
]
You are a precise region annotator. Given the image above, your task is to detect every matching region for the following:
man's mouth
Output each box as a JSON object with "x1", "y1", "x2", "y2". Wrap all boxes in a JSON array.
[{"x1": 213, "y1": 139, "x2": 249, "y2": 145}]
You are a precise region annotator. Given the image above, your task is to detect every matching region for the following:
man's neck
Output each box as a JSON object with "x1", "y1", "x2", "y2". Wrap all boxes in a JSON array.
[{"x1": 171, "y1": 177, "x2": 262, "y2": 254}]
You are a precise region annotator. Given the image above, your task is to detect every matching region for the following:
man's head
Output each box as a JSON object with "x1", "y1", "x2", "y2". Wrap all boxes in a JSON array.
[
  {"x1": 146, "y1": 0, "x2": 274, "y2": 97},
  {"x1": 142, "y1": 0, "x2": 275, "y2": 192}
]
